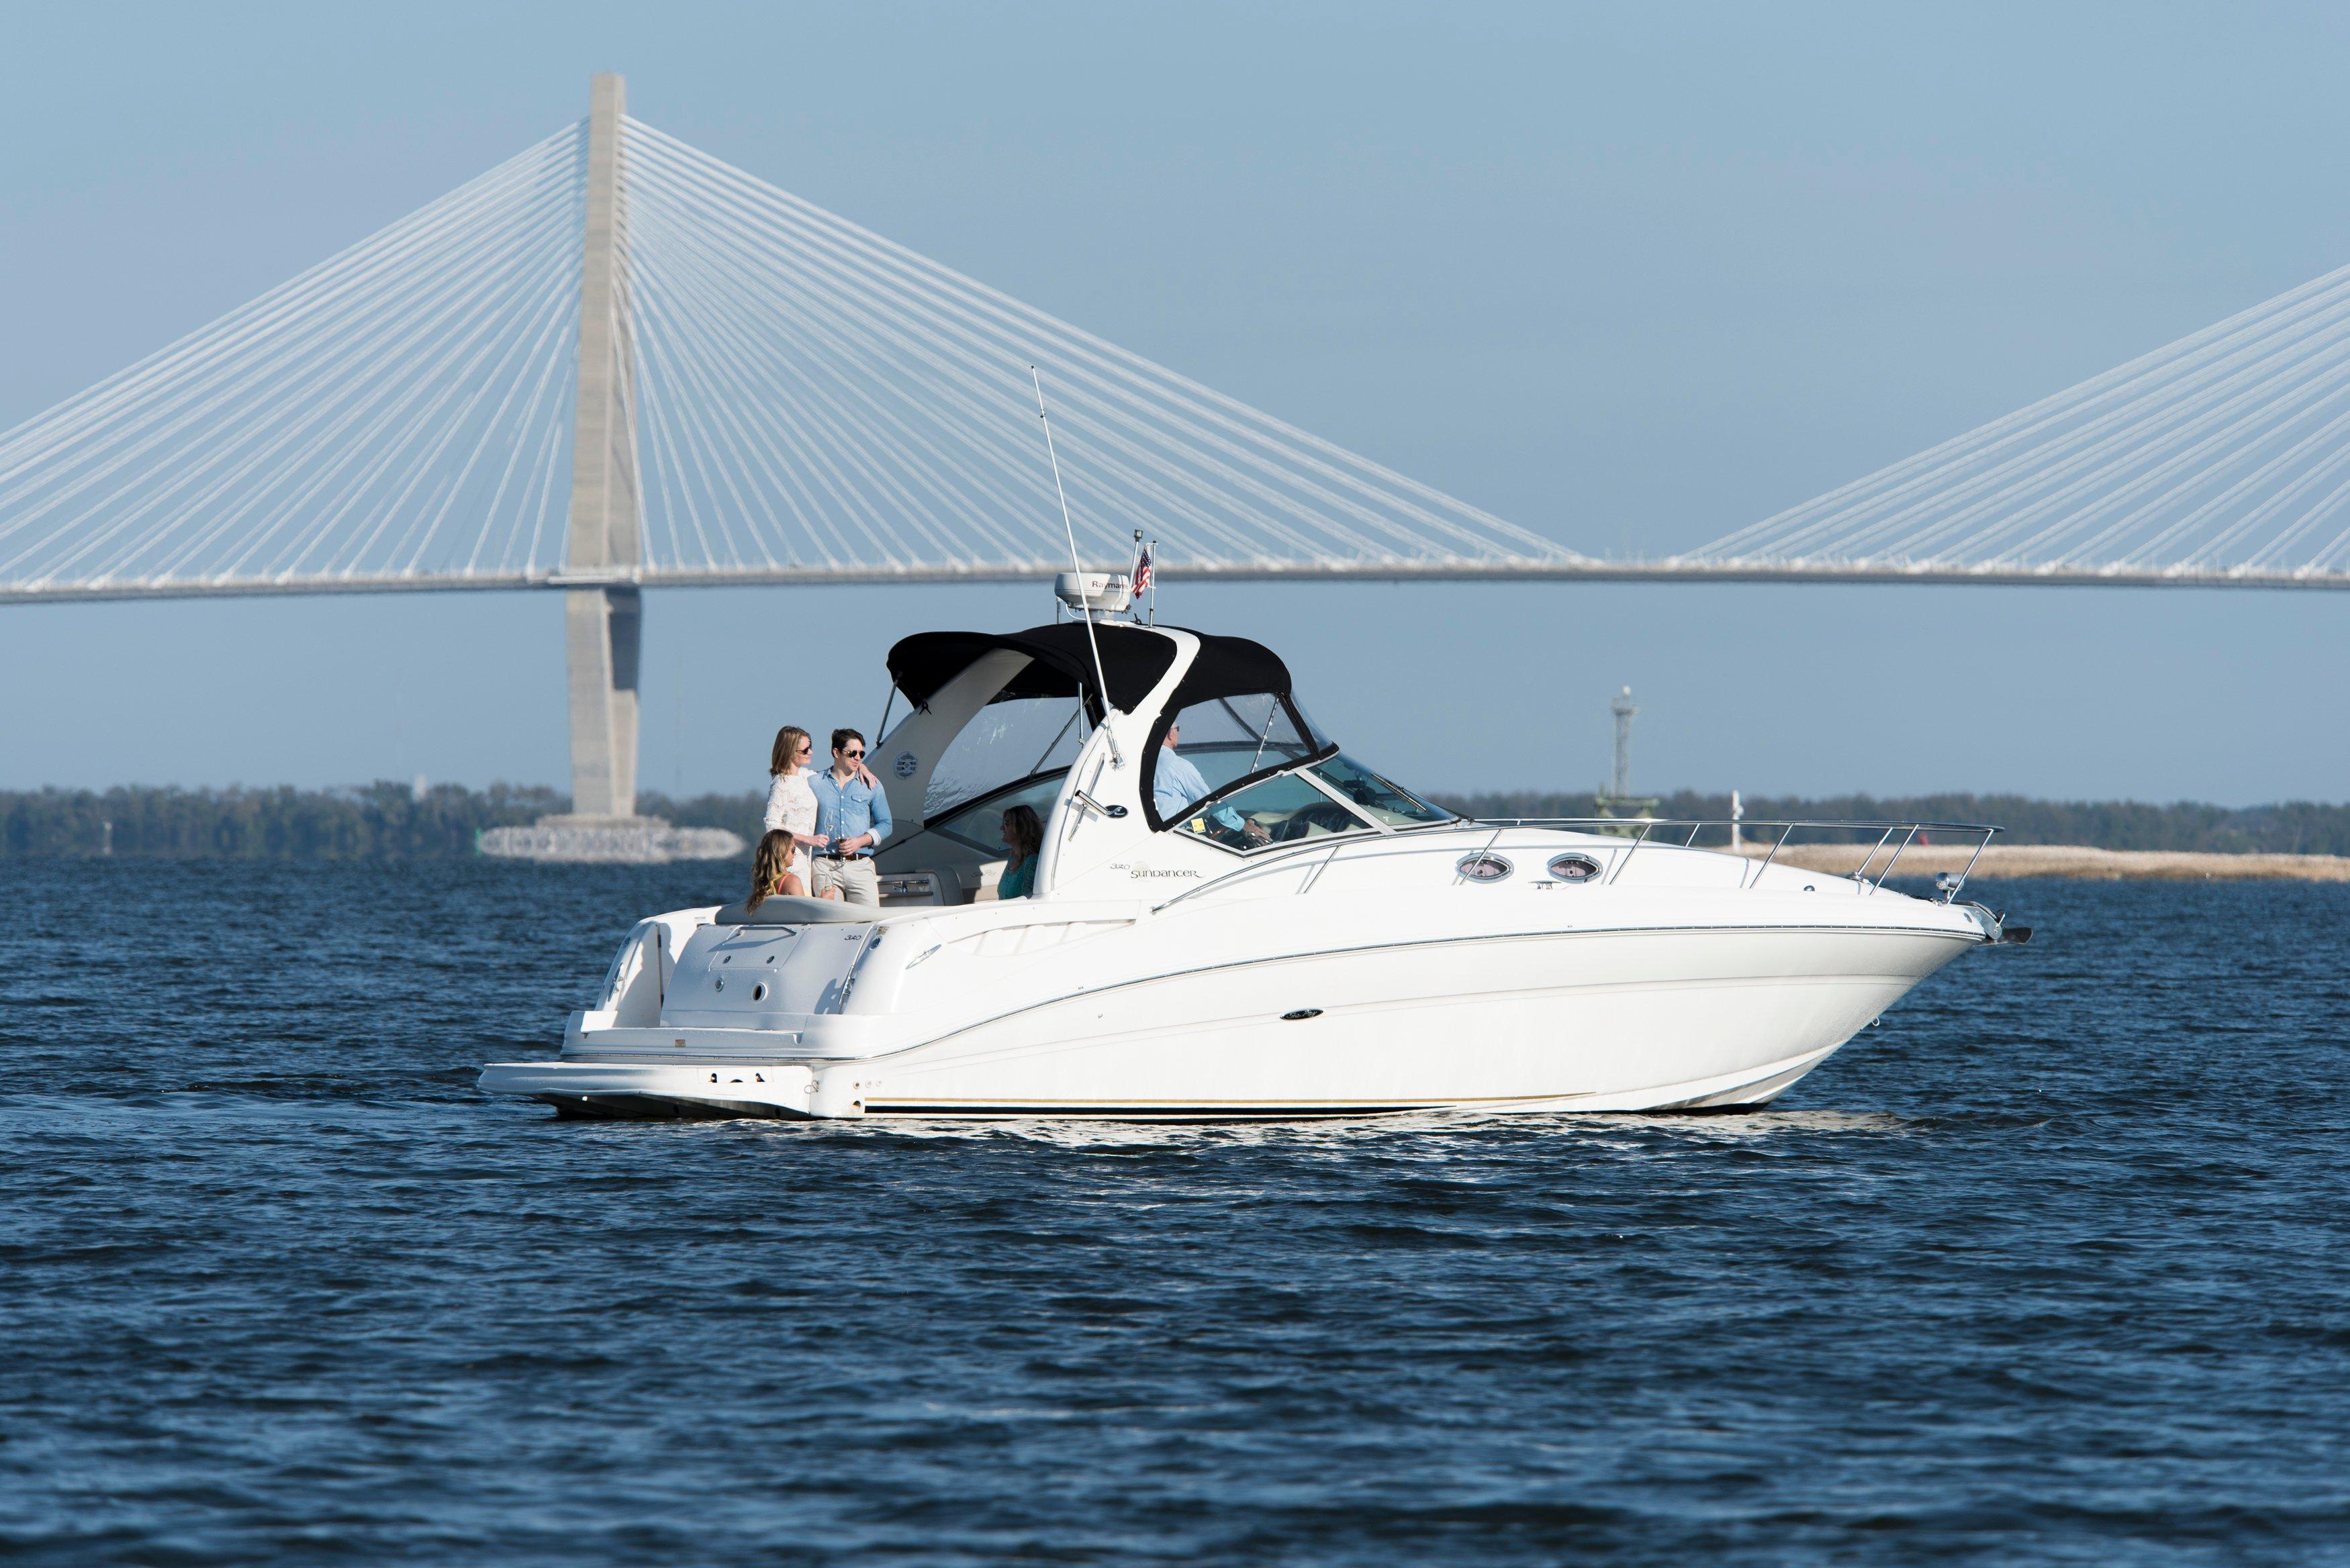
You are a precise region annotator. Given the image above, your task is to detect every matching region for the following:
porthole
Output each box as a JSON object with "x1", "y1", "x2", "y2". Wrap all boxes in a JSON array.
[
  {"x1": 1546, "y1": 853, "x2": 1602, "y2": 883},
  {"x1": 751, "y1": 983, "x2": 768, "y2": 1002},
  {"x1": 1457, "y1": 852, "x2": 1513, "y2": 883}
]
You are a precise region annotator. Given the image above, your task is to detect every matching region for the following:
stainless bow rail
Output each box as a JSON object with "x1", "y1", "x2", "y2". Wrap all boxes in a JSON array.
[{"x1": 1471, "y1": 818, "x2": 2002, "y2": 902}]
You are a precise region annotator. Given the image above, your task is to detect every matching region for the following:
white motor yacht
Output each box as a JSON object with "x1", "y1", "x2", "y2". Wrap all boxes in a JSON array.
[{"x1": 480, "y1": 580, "x2": 2024, "y2": 1121}]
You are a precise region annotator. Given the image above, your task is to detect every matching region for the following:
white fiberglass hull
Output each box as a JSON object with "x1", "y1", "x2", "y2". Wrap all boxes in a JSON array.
[
  {"x1": 481, "y1": 877, "x2": 1991, "y2": 1121},
  {"x1": 482, "y1": 616, "x2": 2020, "y2": 1124},
  {"x1": 838, "y1": 924, "x2": 1967, "y2": 1118}
]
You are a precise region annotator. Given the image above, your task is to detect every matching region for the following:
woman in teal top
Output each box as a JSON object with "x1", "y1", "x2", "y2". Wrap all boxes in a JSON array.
[{"x1": 996, "y1": 804, "x2": 1043, "y2": 899}]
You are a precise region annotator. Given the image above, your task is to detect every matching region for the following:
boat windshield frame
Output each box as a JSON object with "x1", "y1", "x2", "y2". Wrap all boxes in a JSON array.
[
  {"x1": 1141, "y1": 693, "x2": 1336, "y2": 832},
  {"x1": 1167, "y1": 751, "x2": 1463, "y2": 856},
  {"x1": 923, "y1": 746, "x2": 1460, "y2": 862},
  {"x1": 1303, "y1": 752, "x2": 1462, "y2": 832}
]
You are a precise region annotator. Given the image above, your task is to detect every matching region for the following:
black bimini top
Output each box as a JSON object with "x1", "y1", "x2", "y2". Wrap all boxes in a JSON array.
[{"x1": 886, "y1": 622, "x2": 1297, "y2": 714}]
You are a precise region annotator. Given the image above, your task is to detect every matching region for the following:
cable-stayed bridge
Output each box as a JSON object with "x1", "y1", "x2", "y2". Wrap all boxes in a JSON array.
[
  {"x1": 0, "y1": 78, "x2": 1572, "y2": 611},
  {"x1": 8, "y1": 75, "x2": 2350, "y2": 822}
]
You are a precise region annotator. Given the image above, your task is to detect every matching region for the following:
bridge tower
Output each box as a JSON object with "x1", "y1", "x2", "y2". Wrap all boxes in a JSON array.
[
  {"x1": 489, "y1": 74, "x2": 739, "y2": 861},
  {"x1": 561, "y1": 70, "x2": 644, "y2": 822}
]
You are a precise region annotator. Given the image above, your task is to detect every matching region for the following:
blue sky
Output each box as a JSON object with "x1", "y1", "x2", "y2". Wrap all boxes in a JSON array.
[{"x1": 6, "y1": 3, "x2": 2350, "y2": 802}]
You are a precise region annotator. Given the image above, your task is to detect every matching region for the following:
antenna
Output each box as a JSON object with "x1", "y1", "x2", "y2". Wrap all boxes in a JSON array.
[{"x1": 1032, "y1": 366, "x2": 1122, "y2": 765}]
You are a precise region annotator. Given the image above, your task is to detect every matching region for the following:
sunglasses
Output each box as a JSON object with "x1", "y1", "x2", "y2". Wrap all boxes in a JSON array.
[{"x1": 842, "y1": 748, "x2": 865, "y2": 758}]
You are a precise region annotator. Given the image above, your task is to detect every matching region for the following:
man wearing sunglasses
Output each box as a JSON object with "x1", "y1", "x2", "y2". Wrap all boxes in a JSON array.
[{"x1": 809, "y1": 728, "x2": 894, "y2": 907}]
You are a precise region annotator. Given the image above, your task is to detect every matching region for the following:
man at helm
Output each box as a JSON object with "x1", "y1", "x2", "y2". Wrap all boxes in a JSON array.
[{"x1": 1153, "y1": 724, "x2": 1254, "y2": 841}]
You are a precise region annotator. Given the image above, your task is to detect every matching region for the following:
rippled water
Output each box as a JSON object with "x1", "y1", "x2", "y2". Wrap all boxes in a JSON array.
[{"x1": 4, "y1": 861, "x2": 2347, "y2": 1565}]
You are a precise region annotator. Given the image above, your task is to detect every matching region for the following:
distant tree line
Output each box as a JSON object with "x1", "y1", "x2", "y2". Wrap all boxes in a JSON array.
[
  {"x1": 647, "y1": 789, "x2": 767, "y2": 845},
  {"x1": 8, "y1": 781, "x2": 2350, "y2": 859},
  {"x1": 0, "y1": 783, "x2": 557, "y2": 859},
  {"x1": 0, "y1": 783, "x2": 787, "y2": 860}
]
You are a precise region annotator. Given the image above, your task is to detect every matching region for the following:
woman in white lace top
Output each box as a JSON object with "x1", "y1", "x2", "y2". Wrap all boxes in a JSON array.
[{"x1": 763, "y1": 726, "x2": 823, "y2": 892}]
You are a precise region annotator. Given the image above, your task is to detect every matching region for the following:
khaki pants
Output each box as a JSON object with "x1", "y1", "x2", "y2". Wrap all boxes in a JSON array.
[{"x1": 812, "y1": 855, "x2": 880, "y2": 906}]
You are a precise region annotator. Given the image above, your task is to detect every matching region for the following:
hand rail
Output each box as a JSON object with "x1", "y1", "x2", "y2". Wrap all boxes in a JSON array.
[
  {"x1": 1850, "y1": 824, "x2": 1897, "y2": 888},
  {"x1": 1746, "y1": 820, "x2": 1793, "y2": 891},
  {"x1": 1875, "y1": 824, "x2": 1922, "y2": 891},
  {"x1": 1474, "y1": 818, "x2": 2002, "y2": 903},
  {"x1": 1147, "y1": 817, "x2": 2006, "y2": 911},
  {"x1": 1476, "y1": 818, "x2": 2004, "y2": 832},
  {"x1": 1601, "y1": 819, "x2": 1658, "y2": 885},
  {"x1": 1456, "y1": 820, "x2": 1510, "y2": 885}
]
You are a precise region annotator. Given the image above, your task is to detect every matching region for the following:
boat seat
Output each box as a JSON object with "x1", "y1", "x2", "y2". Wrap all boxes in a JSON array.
[{"x1": 712, "y1": 895, "x2": 873, "y2": 926}]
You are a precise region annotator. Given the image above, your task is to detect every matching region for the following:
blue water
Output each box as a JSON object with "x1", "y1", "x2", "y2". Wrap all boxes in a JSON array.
[{"x1": 3, "y1": 861, "x2": 2347, "y2": 1565}]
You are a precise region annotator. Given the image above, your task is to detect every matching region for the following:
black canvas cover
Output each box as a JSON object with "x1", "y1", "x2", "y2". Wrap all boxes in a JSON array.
[
  {"x1": 886, "y1": 622, "x2": 1326, "y2": 834},
  {"x1": 886, "y1": 623, "x2": 1192, "y2": 712},
  {"x1": 886, "y1": 623, "x2": 1301, "y2": 715},
  {"x1": 1154, "y1": 630, "x2": 1296, "y2": 712}
]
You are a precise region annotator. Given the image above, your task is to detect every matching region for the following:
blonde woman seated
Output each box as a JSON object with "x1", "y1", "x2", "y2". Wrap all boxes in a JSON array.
[
  {"x1": 747, "y1": 828, "x2": 808, "y2": 912},
  {"x1": 996, "y1": 804, "x2": 1043, "y2": 899}
]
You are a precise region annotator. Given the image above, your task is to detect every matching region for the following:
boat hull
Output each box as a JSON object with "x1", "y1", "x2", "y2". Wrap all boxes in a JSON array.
[{"x1": 482, "y1": 921, "x2": 1975, "y2": 1121}]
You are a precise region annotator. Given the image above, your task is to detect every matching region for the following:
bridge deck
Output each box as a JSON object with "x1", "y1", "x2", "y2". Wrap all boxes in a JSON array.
[{"x1": 10, "y1": 559, "x2": 2350, "y2": 606}]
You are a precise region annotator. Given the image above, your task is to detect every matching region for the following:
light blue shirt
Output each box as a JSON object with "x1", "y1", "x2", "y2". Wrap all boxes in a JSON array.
[
  {"x1": 1153, "y1": 746, "x2": 1243, "y2": 830},
  {"x1": 810, "y1": 768, "x2": 894, "y2": 856}
]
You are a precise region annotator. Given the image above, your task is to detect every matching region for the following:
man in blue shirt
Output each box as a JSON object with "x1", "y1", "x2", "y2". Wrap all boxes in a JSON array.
[
  {"x1": 810, "y1": 728, "x2": 894, "y2": 906},
  {"x1": 1153, "y1": 724, "x2": 1252, "y2": 841}
]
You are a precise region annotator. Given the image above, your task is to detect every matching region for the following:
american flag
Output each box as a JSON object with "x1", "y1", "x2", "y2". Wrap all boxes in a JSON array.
[{"x1": 1131, "y1": 540, "x2": 1154, "y2": 593}]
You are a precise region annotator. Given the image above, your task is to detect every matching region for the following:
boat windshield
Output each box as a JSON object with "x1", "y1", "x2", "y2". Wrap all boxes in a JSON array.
[
  {"x1": 1170, "y1": 751, "x2": 1455, "y2": 851},
  {"x1": 1306, "y1": 753, "x2": 1456, "y2": 828},
  {"x1": 914, "y1": 694, "x2": 1090, "y2": 820},
  {"x1": 1155, "y1": 691, "x2": 1329, "y2": 825},
  {"x1": 1170, "y1": 771, "x2": 1375, "y2": 850}
]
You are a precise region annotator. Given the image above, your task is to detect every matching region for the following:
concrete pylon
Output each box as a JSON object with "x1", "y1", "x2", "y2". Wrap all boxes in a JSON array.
[
  {"x1": 483, "y1": 74, "x2": 743, "y2": 863},
  {"x1": 563, "y1": 70, "x2": 643, "y2": 820},
  {"x1": 564, "y1": 583, "x2": 639, "y2": 814}
]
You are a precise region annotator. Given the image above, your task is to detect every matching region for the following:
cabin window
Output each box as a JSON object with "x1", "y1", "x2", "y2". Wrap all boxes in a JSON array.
[
  {"x1": 1172, "y1": 772, "x2": 1374, "y2": 852},
  {"x1": 929, "y1": 772, "x2": 1070, "y2": 855},
  {"x1": 919, "y1": 695, "x2": 1089, "y2": 820}
]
